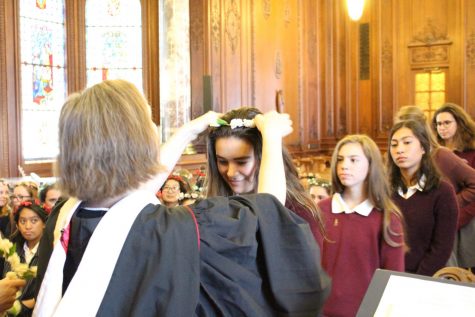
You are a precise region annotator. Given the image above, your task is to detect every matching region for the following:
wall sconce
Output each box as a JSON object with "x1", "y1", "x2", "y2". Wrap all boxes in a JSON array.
[{"x1": 347, "y1": 0, "x2": 365, "y2": 21}]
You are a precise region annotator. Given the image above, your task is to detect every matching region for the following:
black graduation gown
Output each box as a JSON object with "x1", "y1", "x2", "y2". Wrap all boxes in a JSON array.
[{"x1": 36, "y1": 194, "x2": 330, "y2": 317}]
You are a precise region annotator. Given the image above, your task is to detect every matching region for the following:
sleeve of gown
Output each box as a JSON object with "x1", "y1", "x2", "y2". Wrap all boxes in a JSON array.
[
  {"x1": 35, "y1": 200, "x2": 64, "y2": 298},
  {"x1": 193, "y1": 194, "x2": 331, "y2": 317}
]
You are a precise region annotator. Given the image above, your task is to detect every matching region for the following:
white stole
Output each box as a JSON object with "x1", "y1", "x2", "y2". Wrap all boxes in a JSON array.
[{"x1": 33, "y1": 190, "x2": 159, "y2": 317}]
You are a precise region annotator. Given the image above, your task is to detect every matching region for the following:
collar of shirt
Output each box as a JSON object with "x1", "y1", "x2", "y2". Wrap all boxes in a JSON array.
[
  {"x1": 23, "y1": 241, "x2": 39, "y2": 265},
  {"x1": 331, "y1": 193, "x2": 374, "y2": 217},
  {"x1": 397, "y1": 174, "x2": 426, "y2": 199}
]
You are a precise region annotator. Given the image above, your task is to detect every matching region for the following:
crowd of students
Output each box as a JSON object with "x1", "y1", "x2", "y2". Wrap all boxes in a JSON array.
[{"x1": 0, "y1": 79, "x2": 474, "y2": 316}]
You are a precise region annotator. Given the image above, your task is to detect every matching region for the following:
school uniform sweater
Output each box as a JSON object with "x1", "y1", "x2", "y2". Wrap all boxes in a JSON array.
[
  {"x1": 318, "y1": 196, "x2": 404, "y2": 317},
  {"x1": 433, "y1": 147, "x2": 475, "y2": 227},
  {"x1": 392, "y1": 180, "x2": 458, "y2": 276},
  {"x1": 455, "y1": 149, "x2": 475, "y2": 169}
]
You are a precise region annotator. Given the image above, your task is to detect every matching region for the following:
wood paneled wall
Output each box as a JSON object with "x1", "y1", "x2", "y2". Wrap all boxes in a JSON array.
[
  {"x1": 1, "y1": 0, "x2": 474, "y2": 177},
  {"x1": 190, "y1": 0, "x2": 475, "y2": 155}
]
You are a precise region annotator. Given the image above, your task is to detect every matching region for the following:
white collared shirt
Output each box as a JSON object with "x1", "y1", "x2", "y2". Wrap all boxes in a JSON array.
[
  {"x1": 23, "y1": 241, "x2": 39, "y2": 265},
  {"x1": 331, "y1": 193, "x2": 374, "y2": 217},
  {"x1": 397, "y1": 175, "x2": 426, "y2": 199}
]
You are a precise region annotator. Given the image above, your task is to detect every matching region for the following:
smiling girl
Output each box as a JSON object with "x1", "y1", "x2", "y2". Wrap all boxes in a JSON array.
[
  {"x1": 318, "y1": 134, "x2": 405, "y2": 317},
  {"x1": 206, "y1": 106, "x2": 326, "y2": 245},
  {"x1": 388, "y1": 120, "x2": 458, "y2": 276}
]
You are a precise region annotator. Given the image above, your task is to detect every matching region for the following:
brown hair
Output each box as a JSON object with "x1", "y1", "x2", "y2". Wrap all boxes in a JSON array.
[
  {"x1": 432, "y1": 103, "x2": 475, "y2": 151},
  {"x1": 56, "y1": 79, "x2": 161, "y2": 201},
  {"x1": 331, "y1": 134, "x2": 404, "y2": 247},
  {"x1": 205, "y1": 106, "x2": 326, "y2": 236}
]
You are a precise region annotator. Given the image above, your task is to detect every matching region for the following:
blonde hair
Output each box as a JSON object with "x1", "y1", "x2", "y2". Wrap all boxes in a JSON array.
[
  {"x1": 0, "y1": 180, "x2": 11, "y2": 217},
  {"x1": 331, "y1": 134, "x2": 404, "y2": 247},
  {"x1": 56, "y1": 79, "x2": 161, "y2": 201}
]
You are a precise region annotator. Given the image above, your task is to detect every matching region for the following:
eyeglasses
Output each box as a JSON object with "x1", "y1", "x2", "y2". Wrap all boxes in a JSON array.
[
  {"x1": 11, "y1": 195, "x2": 32, "y2": 201},
  {"x1": 436, "y1": 120, "x2": 454, "y2": 128},
  {"x1": 163, "y1": 186, "x2": 180, "y2": 192}
]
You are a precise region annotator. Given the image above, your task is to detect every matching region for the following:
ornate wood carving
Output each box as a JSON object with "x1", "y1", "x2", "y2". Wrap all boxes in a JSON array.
[
  {"x1": 284, "y1": 0, "x2": 291, "y2": 25},
  {"x1": 381, "y1": 39, "x2": 392, "y2": 71},
  {"x1": 467, "y1": 31, "x2": 475, "y2": 68},
  {"x1": 262, "y1": 0, "x2": 270, "y2": 19},
  {"x1": 211, "y1": 2, "x2": 220, "y2": 52},
  {"x1": 274, "y1": 50, "x2": 282, "y2": 79},
  {"x1": 408, "y1": 19, "x2": 452, "y2": 68},
  {"x1": 225, "y1": 0, "x2": 240, "y2": 54},
  {"x1": 410, "y1": 45, "x2": 449, "y2": 64},
  {"x1": 189, "y1": 3, "x2": 203, "y2": 52},
  {"x1": 410, "y1": 19, "x2": 450, "y2": 45},
  {"x1": 0, "y1": 0, "x2": 7, "y2": 174}
]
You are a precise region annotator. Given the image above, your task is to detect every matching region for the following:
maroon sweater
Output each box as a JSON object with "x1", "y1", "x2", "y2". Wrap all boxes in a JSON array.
[
  {"x1": 286, "y1": 199, "x2": 323, "y2": 247},
  {"x1": 433, "y1": 147, "x2": 475, "y2": 228},
  {"x1": 392, "y1": 180, "x2": 458, "y2": 276},
  {"x1": 455, "y1": 149, "x2": 475, "y2": 169},
  {"x1": 318, "y1": 197, "x2": 404, "y2": 317}
]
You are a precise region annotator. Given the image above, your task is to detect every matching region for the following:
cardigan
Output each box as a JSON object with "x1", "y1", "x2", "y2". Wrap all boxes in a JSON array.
[{"x1": 392, "y1": 180, "x2": 458, "y2": 276}]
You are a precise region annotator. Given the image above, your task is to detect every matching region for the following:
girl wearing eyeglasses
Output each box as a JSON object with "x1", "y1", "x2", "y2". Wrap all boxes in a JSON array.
[
  {"x1": 158, "y1": 176, "x2": 189, "y2": 208},
  {"x1": 12, "y1": 182, "x2": 38, "y2": 209},
  {"x1": 432, "y1": 103, "x2": 475, "y2": 169}
]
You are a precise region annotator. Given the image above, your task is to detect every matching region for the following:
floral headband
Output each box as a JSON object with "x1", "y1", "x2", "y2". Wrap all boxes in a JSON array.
[
  {"x1": 308, "y1": 178, "x2": 331, "y2": 189},
  {"x1": 210, "y1": 118, "x2": 256, "y2": 129}
]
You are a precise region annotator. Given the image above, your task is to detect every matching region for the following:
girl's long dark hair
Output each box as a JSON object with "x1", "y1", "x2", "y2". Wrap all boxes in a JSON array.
[
  {"x1": 388, "y1": 120, "x2": 441, "y2": 194},
  {"x1": 205, "y1": 107, "x2": 326, "y2": 235}
]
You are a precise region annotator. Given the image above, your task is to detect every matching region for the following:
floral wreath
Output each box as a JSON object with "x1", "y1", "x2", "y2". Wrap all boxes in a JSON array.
[
  {"x1": 209, "y1": 118, "x2": 256, "y2": 129},
  {"x1": 178, "y1": 184, "x2": 205, "y2": 201}
]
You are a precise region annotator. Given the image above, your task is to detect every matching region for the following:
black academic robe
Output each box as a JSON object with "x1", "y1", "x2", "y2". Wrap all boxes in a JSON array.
[{"x1": 36, "y1": 194, "x2": 330, "y2": 317}]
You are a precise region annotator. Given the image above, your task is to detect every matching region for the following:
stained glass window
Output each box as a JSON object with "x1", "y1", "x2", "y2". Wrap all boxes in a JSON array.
[
  {"x1": 414, "y1": 69, "x2": 446, "y2": 120},
  {"x1": 85, "y1": 0, "x2": 142, "y2": 90},
  {"x1": 19, "y1": 0, "x2": 66, "y2": 161}
]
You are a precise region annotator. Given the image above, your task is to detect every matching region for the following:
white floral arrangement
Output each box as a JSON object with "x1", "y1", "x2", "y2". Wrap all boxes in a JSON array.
[
  {"x1": 0, "y1": 238, "x2": 37, "y2": 316},
  {"x1": 178, "y1": 185, "x2": 205, "y2": 201},
  {"x1": 209, "y1": 118, "x2": 256, "y2": 129}
]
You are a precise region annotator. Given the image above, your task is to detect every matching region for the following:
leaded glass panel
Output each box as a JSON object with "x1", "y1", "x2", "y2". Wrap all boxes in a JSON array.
[
  {"x1": 19, "y1": 0, "x2": 66, "y2": 161},
  {"x1": 85, "y1": 0, "x2": 143, "y2": 90}
]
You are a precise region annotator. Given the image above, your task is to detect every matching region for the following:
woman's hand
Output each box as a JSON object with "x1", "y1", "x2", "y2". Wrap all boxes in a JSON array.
[
  {"x1": 186, "y1": 111, "x2": 223, "y2": 139},
  {"x1": 254, "y1": 111, "x2": 293, "y2": 139}
]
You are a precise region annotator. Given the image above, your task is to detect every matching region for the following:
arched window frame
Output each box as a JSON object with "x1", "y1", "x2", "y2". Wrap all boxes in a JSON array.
[{"x1": 0, "y1": 0, "x2": 159, "y2": 177}]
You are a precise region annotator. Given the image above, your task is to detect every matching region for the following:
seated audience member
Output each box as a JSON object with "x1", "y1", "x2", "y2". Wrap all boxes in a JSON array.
[
  {"x1": 4, "y1": 202, "x2": 47, "y2": 316},
  {"x1": 157, "y1": 175, "x2": 189, "y2": 208},
  {"x1": 0, "y1": 180, "x2": 12, "y2": 236},
  {"x1": 39, "y1": 184, "x2": 62, "y2": 212},
  {"x1": 432, "y1": 102, "x2": 475, "y2": 168},
  {"x1": 388, "y1": 120, "x2": 458, "y2": 276},
  {"x1": 11, "y1": 182, "x2": 38, "y2": 210},
  {"x1": 33, "y1": 79, "x2": 330, "y2": 316},
  {"x1": 308, "y1": 178, "x2": 331, "y2": 204}
]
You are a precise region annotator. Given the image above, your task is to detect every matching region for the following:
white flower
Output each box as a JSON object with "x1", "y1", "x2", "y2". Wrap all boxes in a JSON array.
[
  {"x1": 191, "y1": 193, "x2": 198, "y2": 199},
  {"x1": 7, "y1": 300, "x2": 21, "y2": 316},
  {"x1": 7, "y1": 254, "x2": 20, "y2": 270},
  {"x1": 230, "y1": 119, "x2": 244, "y2": 129},
  {"x1": 0, "y1": 239, "x2": 13, "y2": 255},
  {"x1": 229, "y1": 118, "x2": 256, "y2": 129}
]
